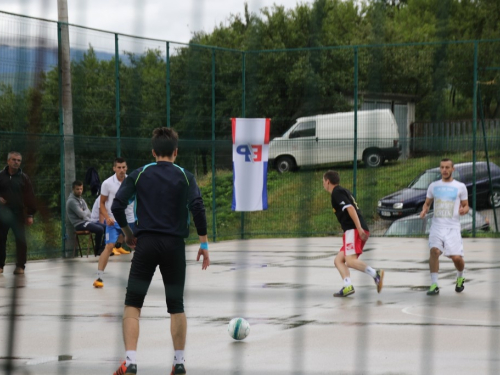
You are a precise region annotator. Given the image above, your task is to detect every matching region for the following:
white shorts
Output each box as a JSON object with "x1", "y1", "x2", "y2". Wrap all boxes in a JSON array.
[{"x1": 428, "y1": 227, "x2": 464, "y2": 257}]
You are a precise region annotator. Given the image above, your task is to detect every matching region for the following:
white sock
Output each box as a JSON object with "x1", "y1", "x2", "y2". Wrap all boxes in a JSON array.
[
  {"x1": 364, "y1": 266, "x2": 377, "y2": 278},
  {"x1": 125, "y1": 350, "x2": 136, "y2": 366},
  {"x1": 457, "y1": 271, "x2": 464, "y2": 278},
  {"x1": 431, "y1": 272, "x2": 439, "y2": 285},
  {"x1": 343, "y1": 277, "x2": 352, "y2": 286},
  {"x1": 174, "y1": 350, "x2": 184, "y2": 365},
  {"x1": 96, "y1": 270, "x2": 103, "y2": 279}
]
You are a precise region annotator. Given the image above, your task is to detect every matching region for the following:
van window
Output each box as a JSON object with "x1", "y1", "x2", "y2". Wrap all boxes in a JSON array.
[{"x1": 289, "y1": 121, "x2": 316, "y2": 138}]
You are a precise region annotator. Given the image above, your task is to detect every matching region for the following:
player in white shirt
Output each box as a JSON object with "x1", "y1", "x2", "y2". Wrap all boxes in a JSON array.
[
  {"x1": 420, "y1": 158, "x2": 469, "y2": 295},
  {"x1": 93, "y1": 158, "x2": 135, "y2": 288}
]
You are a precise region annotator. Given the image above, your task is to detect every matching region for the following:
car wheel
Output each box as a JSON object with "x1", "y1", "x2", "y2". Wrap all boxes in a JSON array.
[
  {"x1": 276, "y1": 156, "x2": 296, "y2": 173},
  {"x1": 363, "y1": 150, "x2": 383, "y2": 168},
  {"x1": 488, "y1": 188, "x2": 500, "y2": 208}
]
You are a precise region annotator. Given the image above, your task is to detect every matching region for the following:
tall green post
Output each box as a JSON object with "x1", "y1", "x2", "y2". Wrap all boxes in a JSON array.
[
  {"x1": 166, "y1": 42, "x2": 171, "y2": 128},
  {"x1": 211, "y1": 49, "x2": 217, "y2": 242},
  {"x1": 472, "y1": 41, "x2": 478, "y2": 237},
  {"x1": 353, "y1": 47, "x2": 359, "y2": 197},
  {"x1": 115, "y1": 34, "x2": 121, "y2": 157},
  {"x1": 240, "y1": 52, "x2": 246, "y2": 240},
  {"x1": 57, "y1": 22, "x2": 66, "y2": 255}
]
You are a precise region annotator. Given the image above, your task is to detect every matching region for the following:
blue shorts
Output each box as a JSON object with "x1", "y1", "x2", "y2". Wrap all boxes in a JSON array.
[{"x1": 105, "y1": 222, "x2": 136, "y2": 244}]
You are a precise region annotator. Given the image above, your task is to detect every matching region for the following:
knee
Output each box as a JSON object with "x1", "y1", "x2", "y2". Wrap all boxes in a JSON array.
[{"x1": 430, "y1": 247, "x2": 441, "y2": 258}]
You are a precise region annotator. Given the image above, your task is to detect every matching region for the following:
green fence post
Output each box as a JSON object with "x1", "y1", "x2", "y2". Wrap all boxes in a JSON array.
[
  {"x1": 472, "y1": 41, "x2": 478, "y2": 237},
  {"x1": 115, "y1": 33, "x2": 121, "y2": 157},
  {"x1": 166, "y1": 41, "x2": 171, "y2": 128},
  {"x1": 353, "y1": 47, "x2": 358, "y2": 197},
  {"x1": 57, "y1": 22, "x2": 66, "y2": 256},
  {"x1": 240, "y1": 52, "x2": 246, "y2": 240},
  {"x1": 211, "y1": 49, "x2": 217, "y2": 242}
]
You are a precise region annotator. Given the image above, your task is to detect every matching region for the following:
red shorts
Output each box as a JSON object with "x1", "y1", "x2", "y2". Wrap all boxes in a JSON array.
[{"x1": 340, "y1": 229, "x2": 369, "y2": 257}]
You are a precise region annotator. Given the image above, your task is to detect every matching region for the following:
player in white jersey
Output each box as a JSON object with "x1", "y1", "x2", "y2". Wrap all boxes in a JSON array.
[
  {"x1": 93, "y1": 158, "x2": 135, "y2": 288},
  {"x1": 420, "y1": 158, "x2": 469, "y2": 295}
]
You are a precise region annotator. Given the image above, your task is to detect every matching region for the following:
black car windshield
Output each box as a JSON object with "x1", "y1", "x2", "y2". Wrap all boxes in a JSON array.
[{"x1": 408, "y1": 171, "x2": 441, "y2": 189}]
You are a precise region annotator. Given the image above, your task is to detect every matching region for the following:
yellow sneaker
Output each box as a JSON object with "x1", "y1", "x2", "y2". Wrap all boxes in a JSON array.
[
  {"x1": 93, "y1": 278, "x2": 103, "y2": 288},
  {"x1": 112, "y1": 248, "x2": 122, "y2": 256},
  {"x1": 115, "y1": 247, "x2": 131, "y2": 254}
]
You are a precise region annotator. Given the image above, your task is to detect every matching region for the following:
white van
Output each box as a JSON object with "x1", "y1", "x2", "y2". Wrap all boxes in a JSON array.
[{"x1": 269, "y1": 109, "x2": 401, "y2": 172}]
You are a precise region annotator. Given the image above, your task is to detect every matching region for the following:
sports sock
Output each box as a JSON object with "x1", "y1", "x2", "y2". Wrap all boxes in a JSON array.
[
  {"x1": 457, "y1": 271, "x2": 464, "y2": 279},
  {"x1": 96, "y1": 270, "x2": 103, "y2": 279},
  {"x1": 125, "y1": 350, "x2": 136, "y2": 366},
  {"x1": 115, "y1": 242, "x2": 122, "y2": 249},
  {"x1": 364, "y1": 266, "x2": 377, "y2": 278},
  {"x1": 343, "y1": 277, "x2": 352, "y2": 286},
  {"x1": 174, "y1": 350, "x2": 185, "y2": 365},
  {"x1": 431, "y1": 272, "x2": 438, "y2": 285}
]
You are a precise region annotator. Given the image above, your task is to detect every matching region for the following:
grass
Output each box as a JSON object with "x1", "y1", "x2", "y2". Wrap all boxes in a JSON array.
[{"x1": 5, "y1": 151, "x2": 500, "y2": 260}]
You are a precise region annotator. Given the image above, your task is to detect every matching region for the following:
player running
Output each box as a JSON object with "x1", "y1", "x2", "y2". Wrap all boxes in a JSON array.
[
  {"x1": 420, "y1": 158, "x2": 469, "y2": 296},
  {"x1": 323, "y1": 170, "x2": 384, "y2": 297}
]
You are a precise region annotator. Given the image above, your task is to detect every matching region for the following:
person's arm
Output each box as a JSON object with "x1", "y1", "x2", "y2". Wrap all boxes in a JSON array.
[
  {"x1": 420, "y1": 197, "x2": 433, "y2": 218},
  {"x1": 188, "y1": 174, "x2": 209, "y2": 269},
  {"x1": 23, "y1": 174, "x2": 36, "y2": 226},
  {"x1": 99, "y1": 194, "x2": 114, "y2": 226},
  {"x1": 112, "y1": 175, "x2": 137, "y2": 248},
  {"x1": 459, "y1": 199, "x2": 469, "y2": 215},
  {"x1": 68, "y1": 199, "x2": 87, "y2": 220},
  {"x1": 345, "y1": 205, "x2": 368, "y2": 241}
]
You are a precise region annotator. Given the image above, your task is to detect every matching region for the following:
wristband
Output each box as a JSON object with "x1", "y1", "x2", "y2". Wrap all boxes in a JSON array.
[{"x1": 200, "y1": 242, "x2": 208, "y2": 250}]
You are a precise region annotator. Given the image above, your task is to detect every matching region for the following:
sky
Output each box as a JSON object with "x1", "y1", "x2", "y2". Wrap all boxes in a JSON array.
[{"x1": 0, "y1": 0, "x2": 316, "y2": 44}]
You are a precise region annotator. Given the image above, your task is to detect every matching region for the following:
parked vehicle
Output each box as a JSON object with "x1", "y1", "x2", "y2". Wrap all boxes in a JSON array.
[
  {"x1": 377, "y1": 161, "x2": 500, "y2": 220},
  {"x1": 384, "y1": 210, "x2": 490, "y2": 236},
  {"x1": 269, "y1": 109, "x2": 401, "y2": 172}
]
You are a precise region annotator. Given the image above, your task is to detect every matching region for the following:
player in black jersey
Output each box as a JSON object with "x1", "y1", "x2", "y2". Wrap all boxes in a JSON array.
[{"x1": 323, "y1": 170, "x2": 384, "y2": 297}]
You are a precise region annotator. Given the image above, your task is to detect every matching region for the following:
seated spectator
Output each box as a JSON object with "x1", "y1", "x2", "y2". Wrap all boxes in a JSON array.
[{"x1": 66, "y1": 181, "x2": 105, "y2": 256}]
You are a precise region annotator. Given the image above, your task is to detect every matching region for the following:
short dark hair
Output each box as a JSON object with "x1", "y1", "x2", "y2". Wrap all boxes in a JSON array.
[
  {"x1": 114, "y1": 157, "x2": 126, "y2": 166},
  {"x1": 440, "y1": 158, "x2": 454, "y2": 166},
  {"x1": 72, "y1": 180, "x2": 83, "y2": 189},
  {"x1": 323, "y1": 170, "x2": 340, "y2": 185},
  {"x1": 152, "y1": 127, "x2": 178, "y2": 157}
]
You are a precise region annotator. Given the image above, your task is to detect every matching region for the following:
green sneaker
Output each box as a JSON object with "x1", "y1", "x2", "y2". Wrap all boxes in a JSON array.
[
  {"x1": 333, "y1": 285, "x2": 355, "y2": 297},
  {"x1": 426, "y1": 283, "x2": 439, "y2": 296},
  {"x1": 455, "y1": 277, "x2": 465, "y2": 293}
]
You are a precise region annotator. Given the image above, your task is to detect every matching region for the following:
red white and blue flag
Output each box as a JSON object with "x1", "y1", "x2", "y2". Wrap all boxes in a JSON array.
[{"x1": 232, "y1": 118, "x2": 270, "y2": 211}]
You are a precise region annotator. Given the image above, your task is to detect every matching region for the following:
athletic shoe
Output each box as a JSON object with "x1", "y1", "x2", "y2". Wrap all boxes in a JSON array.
[
  {"x1": 13, "y1": 267, "x2": 24, "y2": 275},
  {"x1": 374, "y1": 269, "x2": 385, "y2": 293},
  {"x1": 455, "y1": 277, "x2": 465, "y2": 293},
  {"x1": 170, "y1": 363, "x2": 186, "y2": 375},
  {"x1": 115, "y1": 247, "x2": 131, "y2": 255},
  {"x1": 112, "y1": 248, "x2": 122, "y2": 256},
  {"x1": 113, "y1": 361, "x2": 137, "y2": 375},
  {"x1": 93, "y1": 278, "x2": 104, "y2": 288},
  {"x1": 0, "y1": 268, "x2": 3, "y2": 274},
  {"x1": 427, "y1": 283, "x2": 439, "y2": 295},
  {"x1": 333, "y1": 285, "x2": 355, "y2": 297}
]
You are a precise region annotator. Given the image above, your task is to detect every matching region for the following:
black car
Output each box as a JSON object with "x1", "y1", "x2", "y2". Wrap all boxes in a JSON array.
[
  {"x1": 384, "y1": 210, "x2": 490, "y2": 236},
  {"x1": 377, "y1": 161, "x2": 500, "y2": 220}
]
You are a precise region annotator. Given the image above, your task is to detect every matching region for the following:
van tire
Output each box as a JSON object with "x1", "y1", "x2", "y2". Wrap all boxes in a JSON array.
[
  {"x1": 276, "y1": 156, "x2": 296, "y2": 173},
  {"x1": 363, "y1": 150, "x2": 383, "y2": 168}
]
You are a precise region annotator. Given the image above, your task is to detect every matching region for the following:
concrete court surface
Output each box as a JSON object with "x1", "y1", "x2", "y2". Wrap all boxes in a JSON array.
[{"x1": 0, "y1": 237, "x2": 499, "y2": 375}]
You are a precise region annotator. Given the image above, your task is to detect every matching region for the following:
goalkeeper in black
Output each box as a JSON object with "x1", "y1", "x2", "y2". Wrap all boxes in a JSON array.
[{"x1": 111, "y1": 127, "x2": 209, "y2": 375}]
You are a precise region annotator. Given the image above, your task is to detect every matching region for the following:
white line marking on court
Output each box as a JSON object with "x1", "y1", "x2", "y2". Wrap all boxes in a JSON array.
[{"x1": 401, "y1": 306, "x2": 493, "y2": 325}]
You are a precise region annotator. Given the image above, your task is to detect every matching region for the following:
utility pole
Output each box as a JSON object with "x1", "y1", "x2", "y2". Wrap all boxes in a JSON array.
[{"x1": 58, "y1": 0, "x2": 76, "y2": 254}]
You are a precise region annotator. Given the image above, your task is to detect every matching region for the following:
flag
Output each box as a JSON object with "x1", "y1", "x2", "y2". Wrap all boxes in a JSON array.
[{"x1": 232, "y1": 118, "x2": 270, "y2": 211}]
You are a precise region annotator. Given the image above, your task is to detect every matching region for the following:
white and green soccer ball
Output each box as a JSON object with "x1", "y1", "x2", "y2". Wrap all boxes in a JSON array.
[{"x1": 228, "y1": 317, "x2": 250, "y2": 340}]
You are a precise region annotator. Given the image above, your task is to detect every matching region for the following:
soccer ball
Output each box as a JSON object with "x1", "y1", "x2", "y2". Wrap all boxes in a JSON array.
[{"x1": 228, "y1": 317, "x2": 250, "y2": 340}]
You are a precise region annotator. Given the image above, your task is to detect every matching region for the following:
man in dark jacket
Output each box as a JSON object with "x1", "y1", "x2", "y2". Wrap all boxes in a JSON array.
[{"x1": 0, "y1": 151, "x2": 36, "y2": 274}]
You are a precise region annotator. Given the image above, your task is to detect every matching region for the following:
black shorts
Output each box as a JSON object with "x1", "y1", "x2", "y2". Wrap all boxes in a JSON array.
[{"x1": 125, "y1": 233, "x2": 186, "y2": 314}]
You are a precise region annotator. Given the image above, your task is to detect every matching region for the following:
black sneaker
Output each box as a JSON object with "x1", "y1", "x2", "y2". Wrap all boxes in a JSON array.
[
  {"x1": 333, "y1": 285, "x2": 355, "y2": 297},
  {"x1": 170, "y1": 363, "x2": 186, "y2": 375},
  {"x1": 426, "y1": 283, "x2": 440, "y2": 295},
  {"x1": 113, "y1": 361, "x2": 137, "y2": 375}
]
